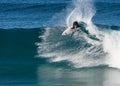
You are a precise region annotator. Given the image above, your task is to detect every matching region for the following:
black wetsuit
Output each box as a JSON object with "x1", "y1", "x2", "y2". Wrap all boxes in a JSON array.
[
  {"x1": 78, "y1": 22, "x2": 90, "y2": 35},
  {"x1": 78, "y1": 22, "x2": 100, "y2": 41}
]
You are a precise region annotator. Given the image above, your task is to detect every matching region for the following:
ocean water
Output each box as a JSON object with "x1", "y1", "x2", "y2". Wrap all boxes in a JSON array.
[{"x1": 0, "y1": 0, "x2": 120, "y2": 86}]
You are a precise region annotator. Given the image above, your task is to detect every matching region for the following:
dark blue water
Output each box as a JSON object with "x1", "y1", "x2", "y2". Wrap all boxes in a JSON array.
[
  {"x1": 0, "y1": 0, "x2": 120, "y2": 29},
  {"x1": 1, "y1": 0, "x2": 120, "y2": 86}
]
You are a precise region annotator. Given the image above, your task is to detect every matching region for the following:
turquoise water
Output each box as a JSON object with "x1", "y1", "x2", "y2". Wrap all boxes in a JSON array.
[
  {"x1": 1, "y1": 0, "x2": 120, "y2": 86},
  {"x1": 1, "y1": 28, "x2": 120, "y2": 86}
]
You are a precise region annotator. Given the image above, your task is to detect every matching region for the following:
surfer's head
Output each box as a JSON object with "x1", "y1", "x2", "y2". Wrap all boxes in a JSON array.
[{"x1": 72, "y1": 21, "x2": 79, "y2": 29}]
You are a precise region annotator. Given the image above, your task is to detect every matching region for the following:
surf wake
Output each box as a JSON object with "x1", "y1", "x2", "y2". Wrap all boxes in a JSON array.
[{"x1": 37, "y1": 0, "x2": 120, "y2": 69}]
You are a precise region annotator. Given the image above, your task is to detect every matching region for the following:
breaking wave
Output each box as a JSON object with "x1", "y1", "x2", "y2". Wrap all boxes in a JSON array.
[{"x1": 37, "y1": 0, "x2": 120, "y2": 69}]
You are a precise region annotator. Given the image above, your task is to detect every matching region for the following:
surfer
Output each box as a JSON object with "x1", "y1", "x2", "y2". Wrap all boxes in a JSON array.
[
  {"x1": 71, "y1": 21, "x2": 81, "y2": 29},
  {"x1": 71, "y1": 21, "x2": 89, "y2": 35},
  {"x1": 62, "y1": 21, "x2": 100, "y2": 41},
  {"x1": 71, "y1": 21, "x2": 100, "y2": 41}
]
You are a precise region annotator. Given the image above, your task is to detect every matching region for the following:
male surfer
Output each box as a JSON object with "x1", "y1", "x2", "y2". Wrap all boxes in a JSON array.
[
  {"x1": 71, "y1": 21, "x2": 89, "y2": 35},
  {"x1": 71, "y1": 21, "x2": 100, "y2": 41}
]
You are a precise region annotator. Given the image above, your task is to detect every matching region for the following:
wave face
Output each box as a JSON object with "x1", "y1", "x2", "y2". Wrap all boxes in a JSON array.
[
  {"x1": 36, "y1": 0, "x2": 120, "y2": 69},
  {"x1": 1, "y1": 0, "x2": 119, "y2": 69}
]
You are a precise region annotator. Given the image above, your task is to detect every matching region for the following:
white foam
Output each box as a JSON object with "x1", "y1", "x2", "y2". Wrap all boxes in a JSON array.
[
  {"x1": 37, "y1": 0, "x2": 120, "y2": 69},
  {"x1": 66, "y1": 0, "x2": 95, "y2": 25},
  {"x1": 103, "y1": 30, "x2": 120, "y2": 68}
]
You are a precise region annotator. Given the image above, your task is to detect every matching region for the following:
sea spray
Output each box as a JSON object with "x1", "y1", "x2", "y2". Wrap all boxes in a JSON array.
[
  {"x1": 37, "y1": 0, "x2": 107, "y2": 68},
  {"x1": 66, "y1": 0, "x2": 95, "y2": 26},
  {"x1": 66, "y1": 0, "x2": 100, "y2": 35},
  {"x1": 103, "y1": 30, "x2": 120, "y2": 68},
  {"x1": 37, "y1": 27, "x2": 105, "y2": 68}
]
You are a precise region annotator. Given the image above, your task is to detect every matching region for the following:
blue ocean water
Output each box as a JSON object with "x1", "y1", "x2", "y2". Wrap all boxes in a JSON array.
[
  {"x1": 0, "y1": 0, "x2": 120, "y2": 86},
  {"x1": 0, "y1": 0, "x2": 120, "y2": 29}
]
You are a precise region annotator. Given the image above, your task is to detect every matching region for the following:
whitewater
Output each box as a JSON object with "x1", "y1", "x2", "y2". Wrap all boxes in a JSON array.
[{"x1": 37, "y1": 0, "x2": 120, "y2": 69}]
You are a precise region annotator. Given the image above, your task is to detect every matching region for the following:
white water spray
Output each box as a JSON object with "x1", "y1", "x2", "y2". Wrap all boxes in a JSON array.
[
  {"x1": 66, "y1": 0, "x2": 99, "y2": 35},
  {"x1": 66, "y1": 0, "x2": 95, "y2": 25},
  {"x1": 37, "y1": 0, "x2": 120, "y2": 69},
  {"x1": 103, "y1": 31, "x2": 120, "y2": 69},
  {"x1": 37, "y1": 0, "x2": 105, "y2": 68}
]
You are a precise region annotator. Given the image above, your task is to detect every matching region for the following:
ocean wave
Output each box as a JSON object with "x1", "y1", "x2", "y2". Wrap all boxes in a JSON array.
[
  {"x1": 36, "y1": 26, "x2": 105, "y2": 68},
  {"x1": 0, "y1": 23, "x2": 120, "y2": 30},
  {"x1": 1, "y1": 24, "x2": 119, "y2": 69},
  {"x1": 36, "y1": 23, "x2": 120, "y2": 69},
  {"x1": 0, "y1": 3, "x2": 67, "y2": 12},
  {"x1": 1, "y1": 2, "x2": 120, "y2": 13},
  {"x1": 1, "y1": 0, "x2": 120, "y2": 69},
  {"x1": 95, "y1": 24, "x2": 120, "y2": 31}
]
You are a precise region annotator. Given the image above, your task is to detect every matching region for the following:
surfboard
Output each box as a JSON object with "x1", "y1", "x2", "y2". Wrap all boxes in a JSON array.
[{"x1": 62, "y1": 27, "x2": 74, "y2": 35}]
